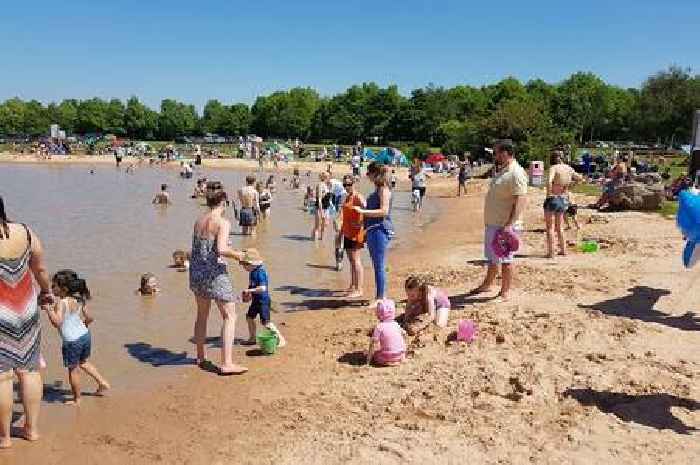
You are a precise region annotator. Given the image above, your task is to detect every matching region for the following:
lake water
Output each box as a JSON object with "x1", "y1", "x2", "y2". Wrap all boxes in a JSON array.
[{"x1": 0, "y1": 162, "x2": 438, "y2": 388}]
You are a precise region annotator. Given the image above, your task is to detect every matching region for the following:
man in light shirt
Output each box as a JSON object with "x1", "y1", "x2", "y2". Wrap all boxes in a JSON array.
[{"x1": 470, "y1": 140, "x2": 528, "y2": 301}]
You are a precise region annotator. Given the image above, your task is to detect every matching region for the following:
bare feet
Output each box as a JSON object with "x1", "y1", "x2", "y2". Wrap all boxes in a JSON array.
[
  {"x1": 64, "y1": 398, "x2": 81, "y2": 406},
  {"x1": 21, "y1": 427, "x2": 40, "y2": 442},
  {"x1": 467, "y1": 285, "x2": 492, "y2": 296},
  {"x1": 545, "y1": 253, "x2": 554, "y2": 259},
  {"x1": 96, "y1": 382, "x2": 111, "y2": 396},
  {"x1": 219, "y1": 364, "x2": 248, "y2": 376},
  {"x1": 493, "y1": 293, "x2": 511, "y2": 303},
  {"x1": 558, "y1": 251, "x2": 567, "y2": 256},
  {"x1": 0, "y1": 437, "x2": 11, "y2": 449}
]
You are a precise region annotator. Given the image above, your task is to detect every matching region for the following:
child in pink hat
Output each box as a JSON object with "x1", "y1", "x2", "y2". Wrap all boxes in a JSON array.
[{"x1": 367, "y1": 299, "x2": 406, "y2": 366}]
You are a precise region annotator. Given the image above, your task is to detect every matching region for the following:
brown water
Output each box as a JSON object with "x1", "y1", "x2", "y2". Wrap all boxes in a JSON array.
[{"x1": 0, "y1": 163, "x2": 438, "y2": 391}]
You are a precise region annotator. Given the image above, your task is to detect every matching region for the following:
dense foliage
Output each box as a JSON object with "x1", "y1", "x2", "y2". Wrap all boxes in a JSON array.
[{"x1": 1, "y1": 66, "x2": 698, "y2": 158}]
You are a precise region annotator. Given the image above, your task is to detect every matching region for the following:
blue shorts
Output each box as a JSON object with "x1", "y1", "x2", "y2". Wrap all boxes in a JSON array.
[
  {"x1": 62, "y1": 332, "x2": 92, "y2": 368},
  {"x1": 247, "y1": 301, "x2": 271, "y2": 324},
  {"x1": 484, "y1": 225, "x2": 522, "y2": 265},
  {"x1": 543, "y1": 196, "x2": 569, "y2": 213}
]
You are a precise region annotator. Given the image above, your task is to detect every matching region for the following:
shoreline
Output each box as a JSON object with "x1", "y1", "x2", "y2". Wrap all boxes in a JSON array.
[{"x1": 4, "y1": 173, "x2": 699, "y2": 465}]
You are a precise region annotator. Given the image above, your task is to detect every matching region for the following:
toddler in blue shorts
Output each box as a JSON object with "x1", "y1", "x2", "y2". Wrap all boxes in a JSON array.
[{"x1": 239, "y1": 249, "x2": 286, "y2": 347}]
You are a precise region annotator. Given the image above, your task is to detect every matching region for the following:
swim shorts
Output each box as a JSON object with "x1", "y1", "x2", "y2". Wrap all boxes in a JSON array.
[{"x1": 239, "y1": 207, "x2": 257, "y2": 227}]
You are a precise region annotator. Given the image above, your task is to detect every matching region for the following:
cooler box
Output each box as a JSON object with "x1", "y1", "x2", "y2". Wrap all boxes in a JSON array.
[{"x1": 529, "y1": 161, "x2": 544, "y2": 186}]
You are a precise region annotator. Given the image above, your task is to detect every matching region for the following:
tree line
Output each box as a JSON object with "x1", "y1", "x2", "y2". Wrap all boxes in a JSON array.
[{"x1": 1, "y1": 66, "x2": 698, "y2": 158}]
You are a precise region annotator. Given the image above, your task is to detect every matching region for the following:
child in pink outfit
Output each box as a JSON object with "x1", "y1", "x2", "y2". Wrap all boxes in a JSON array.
[{"x1": 367, "y1": 299, "x2": 406, "y2": 366}]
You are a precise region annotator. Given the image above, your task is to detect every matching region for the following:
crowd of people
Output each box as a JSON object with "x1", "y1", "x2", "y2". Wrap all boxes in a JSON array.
[{"x1": 1, "y1": 136, "x2": 654, "y2": 448}]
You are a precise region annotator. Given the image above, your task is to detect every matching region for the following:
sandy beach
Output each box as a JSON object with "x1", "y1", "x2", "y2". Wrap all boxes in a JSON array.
[{"x1": 1, "y1": 166, "x2": 699, "y2": 465}]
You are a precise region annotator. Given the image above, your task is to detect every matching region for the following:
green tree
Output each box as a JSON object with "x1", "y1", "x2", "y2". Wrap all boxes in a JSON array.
[
  {"x1": 201, "y1": 99, "x2": 228, "y2": 134},
  {"x1": 77, "y1": 98, "x2": 109, "y2": 133},
  {"x1": 158, "y1": 99, "x2": 198, "y2": 139},
  {"x1": 105, "y1": 99, "x2": 126, "y2": 135},
  {"x1": 23, "y1": 100, "x2": 49, "y2": 136},
  {"x1": 554, "y1": 72, "x2": 607, "y2": 143},
  {"x1": 0, "y1": 98, "x2": 26, "y2": 135},
  {"x1": 637, "y1": 66, "x2": 700, "y2": 145},
  {"x1": 57, "y1": 99, "x2": 79, "y2": 134}
]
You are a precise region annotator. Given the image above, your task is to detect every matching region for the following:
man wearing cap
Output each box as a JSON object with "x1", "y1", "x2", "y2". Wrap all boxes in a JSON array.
[{"x1": 470, "y1": 139, "x2": 528, "y2": 301}]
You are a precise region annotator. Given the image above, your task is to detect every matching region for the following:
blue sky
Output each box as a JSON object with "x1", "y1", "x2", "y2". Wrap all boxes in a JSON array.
[{"x1": 1, "y1": 0, "x2": 697, "y2": 110}]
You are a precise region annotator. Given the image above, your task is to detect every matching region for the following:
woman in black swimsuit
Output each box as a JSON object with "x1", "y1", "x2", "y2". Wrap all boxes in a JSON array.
[{"x1": 256, "y1": 182, "x2": 272, "y2": 219}]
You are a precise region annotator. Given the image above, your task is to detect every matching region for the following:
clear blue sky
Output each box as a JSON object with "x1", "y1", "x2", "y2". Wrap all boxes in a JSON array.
[{"x1": 1, "y1": 0, "x2": 697, "y2": 111}]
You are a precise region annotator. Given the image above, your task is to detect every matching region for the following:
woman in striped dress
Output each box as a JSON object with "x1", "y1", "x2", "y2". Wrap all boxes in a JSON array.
[{"x1": 0, "y1": 196, "x2": 53, "y2": 448}]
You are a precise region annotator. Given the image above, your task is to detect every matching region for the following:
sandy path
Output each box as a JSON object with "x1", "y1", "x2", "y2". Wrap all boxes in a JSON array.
[{"x1": 3, "y1": 178, "x2": 699, "y2": 465}]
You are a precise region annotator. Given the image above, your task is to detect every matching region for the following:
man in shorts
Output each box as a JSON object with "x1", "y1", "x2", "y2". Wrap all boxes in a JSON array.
[
  {"x1": 470, "y1": 139, "x2": 528, "y2": 301},
  {"x1": 238, "y1": 175, "x2": 259, "y2": 236}
]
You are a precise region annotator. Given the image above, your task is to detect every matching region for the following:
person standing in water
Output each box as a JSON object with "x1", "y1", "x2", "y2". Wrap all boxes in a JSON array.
[
  {"x1": 43, "y1": 270, "x2": 110, "y2": 405},
  {"x1": 256, "y1": 182, "x2": 272, "y2": 220},
  {"x1": 353, "y1": 163, "x2": 393, "y2": 303},
  {"x1": 0, "y1": 196, "x2": 53, "y2": 448},
  {"x1": 338, "y1": 175, "x2": 366, "y2": 298},
  {"x1": 189, "y1": 190, "x2": 247, "y2": 375},
  {"x1": 238, "y1": 175, "x2": 259, "y2": 236},
  {"x1": 311, "y1": 172, "x2": 331, "y2": 241},
  {"x1": 152, "y1": 184, "x2": 171, "y2": 205}
]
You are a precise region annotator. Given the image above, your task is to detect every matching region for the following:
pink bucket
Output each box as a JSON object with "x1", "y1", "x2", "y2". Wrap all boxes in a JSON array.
[
  {"x1": 457, "y1": 319, "x2": 478, "y2": 343},
  {"x1": 491, "y1": 228, "x2": 520, "y2": 259}
]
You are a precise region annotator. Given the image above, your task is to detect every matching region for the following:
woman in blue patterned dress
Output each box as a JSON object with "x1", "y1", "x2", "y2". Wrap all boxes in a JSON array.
[{"x1": 189, "y1": 190, "x2": 248, "y2": 375}]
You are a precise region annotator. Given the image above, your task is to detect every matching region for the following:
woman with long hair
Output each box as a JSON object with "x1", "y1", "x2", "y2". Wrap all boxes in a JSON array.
[
  {"x1": 189, "y1": 190, "x2": 247, "y2": 375},
  {"x1": 354, "y1": 163, "x2": 394, "y2": 302},
  {"x1": 0, "y1": 196, "x2": 53, "y2": 447}
]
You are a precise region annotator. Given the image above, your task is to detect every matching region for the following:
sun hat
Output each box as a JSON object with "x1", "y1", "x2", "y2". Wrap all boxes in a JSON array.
[
  {"x1": 240, "y1": 248, "x2": 263, "y2": 266},
  {"x1": 491, "y1": 227, "x2": 520, "y2": 259},
  {"x1": 375, "y1": 299, "x2": 396, "y2": 322}
]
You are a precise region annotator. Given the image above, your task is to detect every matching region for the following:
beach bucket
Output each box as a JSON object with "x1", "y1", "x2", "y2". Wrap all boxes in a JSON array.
[
  {"x1": 579, "y1": 240, "x2": 599, "y2": 253},
  {"x1": 491, "y1": 228, "x2": 520, "y2": 258},
  {"x1": 457, "y1": 319, "x2": 478, "y2": 343},
  {"x1": 256, "y1": 329, "x2": 279, "y2": 355}
]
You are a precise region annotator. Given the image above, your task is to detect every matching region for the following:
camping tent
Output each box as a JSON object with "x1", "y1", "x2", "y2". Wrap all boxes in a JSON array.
[{"x1": 426, "y1": 153, "x2": 446, "y2": 165}]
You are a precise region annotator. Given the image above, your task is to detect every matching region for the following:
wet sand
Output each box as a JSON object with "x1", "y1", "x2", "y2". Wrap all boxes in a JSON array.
[{"x1": 2, "y1": 166, "x2": 699, "y2": 465}]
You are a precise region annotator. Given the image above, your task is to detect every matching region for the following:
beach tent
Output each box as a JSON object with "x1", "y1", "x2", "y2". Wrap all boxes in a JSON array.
[
  {"x1": 363, "y1": 148, "x2": 375, "y2": 159},
  {"x1": 426, "y1": 153, "x2": 446, "y2": 165}
]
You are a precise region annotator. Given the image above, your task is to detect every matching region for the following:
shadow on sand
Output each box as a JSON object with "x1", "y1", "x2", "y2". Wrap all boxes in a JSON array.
[
  {"x1": 564, "y1": 388, "x2": 700, "y2": 434},
  {"x1": 124, "y1": 342, "x2": 196, "y2": 367},
  {"x1": 282, "y1": 298, "x2": 369, "y2": 312},
  {"x1": 275, "y1": 285, "x2": 342, "y2": 298},
  {"x1": 578, "y1": 286, "x2": 700, "y2": 331}
]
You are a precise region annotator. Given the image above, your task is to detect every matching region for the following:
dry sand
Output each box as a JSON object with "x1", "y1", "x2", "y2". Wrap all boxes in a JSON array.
[{"x1": 3, "y1": 169, "x2": 699, "y2": 465}]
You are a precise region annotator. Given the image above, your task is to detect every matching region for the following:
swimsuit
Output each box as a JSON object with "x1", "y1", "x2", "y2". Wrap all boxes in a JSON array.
[
  {"x1": 189, "y1": 235, "x2": 235, "y2": 302},
  {"x1": 0, "y1": 224, "x2": 40, "y2": 372},
  {"x1": 239, "y1": 207, "x2": 257, "y2": 227}
]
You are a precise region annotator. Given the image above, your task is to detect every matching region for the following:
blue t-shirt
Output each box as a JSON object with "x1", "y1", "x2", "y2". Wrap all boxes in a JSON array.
[{"x1": 249, "y1": 265, "x2": 271, "y2": 307}]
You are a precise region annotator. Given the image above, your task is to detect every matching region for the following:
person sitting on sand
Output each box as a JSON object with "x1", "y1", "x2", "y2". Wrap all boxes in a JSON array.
[
  {"x1": 43, "y1": 270, "x2": 110, "y2": 405},
  {"x1": 593, "y1": 155, "x2": 628, "y2": 210},
  {"x1": 172, "y1": 250, "x2": 190, "y2": 271},
  {"x1": 152, "y1": 184, "x2": 171, "y2": 205},
  {"x1": 544, "y1": 151, "x2": 583, "y2": 258},
  {"x1": 367, "y1": 299, "x2": 406, "y2": 367},
  {"x1": 239, "y1": 249, "x2": 286, "y2": 348},
  {"x1": 238, "y1": 175, "x2": 259, "y2": 236},
  {"x1": 403, "y1": 276, "x2": 450, "y2": 335},
  {"x1": 137, "y1": 273, "x2": 160, "y2": 295}
]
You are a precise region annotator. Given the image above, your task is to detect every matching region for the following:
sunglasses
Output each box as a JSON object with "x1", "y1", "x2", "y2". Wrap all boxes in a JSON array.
[{"x1": 343, "y1": 183, "x2": 353, "y2": 187}]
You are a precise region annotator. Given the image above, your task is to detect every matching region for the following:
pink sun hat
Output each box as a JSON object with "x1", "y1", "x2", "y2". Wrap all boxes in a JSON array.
[
  {"x1": 376, "y1": 299, "x2": 396, "y2": 322},
  {"x1": 491, "y1": 227, "x2": 521, "y2": 259}
]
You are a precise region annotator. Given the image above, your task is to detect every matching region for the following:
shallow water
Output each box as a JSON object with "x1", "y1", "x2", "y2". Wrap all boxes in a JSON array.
[{"x1": 0, "y1": 163, "x2": 438, "y2": 389}]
